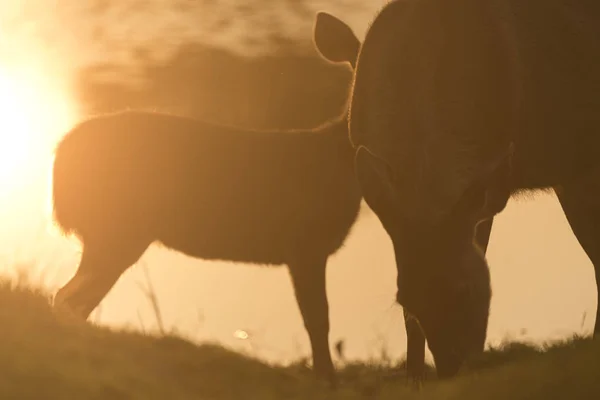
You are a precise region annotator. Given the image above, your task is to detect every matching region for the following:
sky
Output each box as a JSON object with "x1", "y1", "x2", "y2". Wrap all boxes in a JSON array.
[{"x1": 0, "y1": 0, "x2": 595, "y2": 366}]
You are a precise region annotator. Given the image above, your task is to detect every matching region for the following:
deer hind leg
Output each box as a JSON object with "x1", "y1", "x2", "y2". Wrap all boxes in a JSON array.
[
  {"x1": 555, "y1": 177, "x2": 600, "y2": 336},
  {"x1": 287, "y1": 255, "x2": 335, "y2": 385},
  {"x1": 54, "y1": 234, "x2": 151, "y2": 319},
  {"x1": 404, "y1": 217, "x2": 494, "y2": 383}
]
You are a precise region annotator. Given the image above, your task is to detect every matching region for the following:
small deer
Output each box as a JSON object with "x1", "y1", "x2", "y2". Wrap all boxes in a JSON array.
[{"x1": 52, "y1": 14, "x2": 360, "y2": 384}]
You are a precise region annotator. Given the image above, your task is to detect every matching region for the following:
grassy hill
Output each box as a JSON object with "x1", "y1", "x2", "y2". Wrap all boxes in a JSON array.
[{"x1": 1, "y1": 280, "x2": 598, "y2": 399}]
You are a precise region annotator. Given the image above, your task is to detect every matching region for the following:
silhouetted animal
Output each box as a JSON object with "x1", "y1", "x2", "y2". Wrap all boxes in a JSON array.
[
  {"x1": 323, "y1": 0, "x2": 600, "y2": 379},
  {"x1": 317, "y1": 8, "x2": 496, "y2": 382},
  {"x1": 52, "y1": 14, "x2": 361, "y2": 384}
]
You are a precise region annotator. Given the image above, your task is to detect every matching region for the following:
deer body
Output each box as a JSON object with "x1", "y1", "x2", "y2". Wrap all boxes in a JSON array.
[
  {"x1": 53, "y1": 15, "x2": 362, "y2": 384},
  {"x1": 509, "y1": 0, "x2": 600, "y2": 189},
  {"x1": 54, "y1": 112, "x2": 359, "y2": 264}
]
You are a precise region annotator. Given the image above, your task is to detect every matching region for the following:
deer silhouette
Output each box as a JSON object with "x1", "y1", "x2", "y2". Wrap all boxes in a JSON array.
[
  {"x1": 321, "y1": 0, "x2": 600, "y2": 380},
  {"x1": 52, "y1": 14, "x2": 361, "y2": 384}
]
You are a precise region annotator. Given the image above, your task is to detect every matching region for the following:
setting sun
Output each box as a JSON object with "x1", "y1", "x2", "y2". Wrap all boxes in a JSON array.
[{"x1": 0, "y1": 64, "x2": 76, "y2": 193}]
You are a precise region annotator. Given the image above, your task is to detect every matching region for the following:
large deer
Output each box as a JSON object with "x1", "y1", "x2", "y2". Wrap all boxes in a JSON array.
[
  {"x1": 52, "y1": 15, "x2": 361, "y2": 384},
  {"x1": 320, "y1": 0, "x2": 600, "y2": 379},
  {"x1": 316, "y1": 8, "x2": 496, "y2": 382}
]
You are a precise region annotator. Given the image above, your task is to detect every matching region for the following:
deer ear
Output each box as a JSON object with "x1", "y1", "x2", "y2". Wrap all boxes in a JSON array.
[
  {"x1": 355, "y1": 146, "x2": 399, "y2": 215},
  {"x1": 313, "y1": 12, "x2": 360, "y2": 69}
]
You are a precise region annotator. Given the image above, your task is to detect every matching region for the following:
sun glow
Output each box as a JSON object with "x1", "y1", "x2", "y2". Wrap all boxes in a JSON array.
[
  {"x1": 0, "y1": 64, "x2": 76, "y2": 193},
  {"x1": 0, "y1": 57, "x2": 79, "y2": 252}
]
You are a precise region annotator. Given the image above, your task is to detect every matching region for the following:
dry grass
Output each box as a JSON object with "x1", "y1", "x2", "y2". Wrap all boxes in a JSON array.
[{"x1": 0, "y1": 278, "x2": 598, "y2": 399}]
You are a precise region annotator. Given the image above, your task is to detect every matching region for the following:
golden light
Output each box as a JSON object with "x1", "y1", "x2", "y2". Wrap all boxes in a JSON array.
[{"x1": 0, "y1": 63, "x2": 76, "y2": 195}]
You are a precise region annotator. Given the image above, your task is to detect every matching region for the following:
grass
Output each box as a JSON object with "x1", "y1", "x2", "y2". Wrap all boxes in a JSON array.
[{"x1": 1, "y1": 279, "x2": 598, "y2": 399}]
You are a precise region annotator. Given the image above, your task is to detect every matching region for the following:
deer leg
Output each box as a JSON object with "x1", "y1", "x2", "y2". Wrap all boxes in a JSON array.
[
  {"x1": 288, "y1": 256, "x2": 335, "y2": 385},
  {"x1": 555, "y1": 182, "x2": 600, "y2": 336},
  {"x1": 404, "y1": 309, "x2": 426, "y2": 384},
  {"x1": 54, "y1": 235, "x2": 150, "y2": 320}
]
